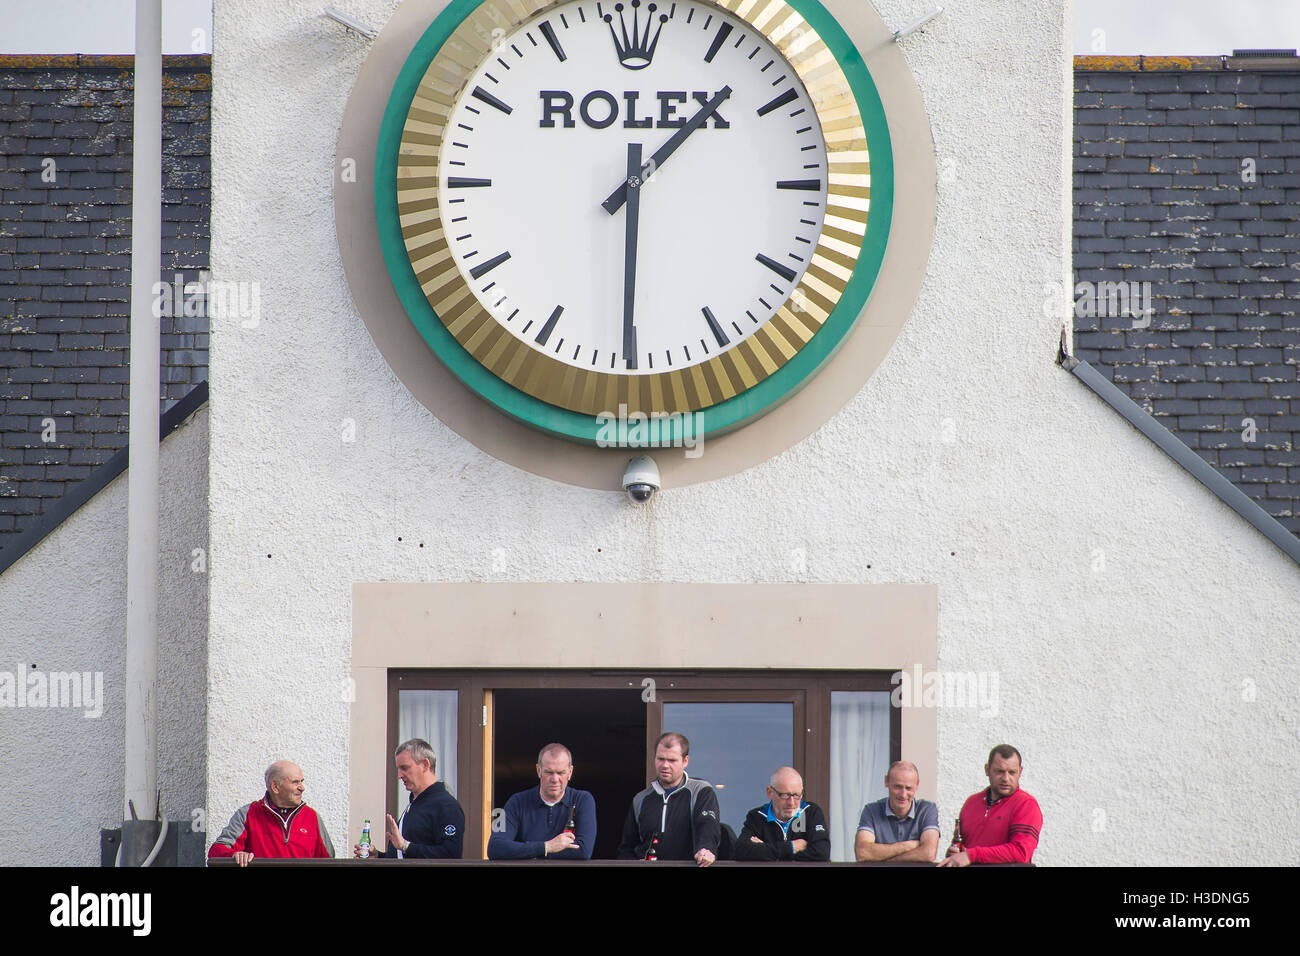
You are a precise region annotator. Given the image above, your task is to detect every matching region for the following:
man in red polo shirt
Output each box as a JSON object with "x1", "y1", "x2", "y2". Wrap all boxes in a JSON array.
[
  {"x1": 938, "y1": 744, "x2": 1041, "y2": 866},
  {"x1": 208, "y1": 760, "x2": 335, "y2": 866}
]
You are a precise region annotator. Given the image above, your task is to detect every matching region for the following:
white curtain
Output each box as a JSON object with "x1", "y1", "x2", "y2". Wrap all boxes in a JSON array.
[
  {"x1": 396, "y1": 690, "x2": 458, "y2": 817},
  {"x1": 829, "y1": 691, "x2": 891, "y2": 861}
]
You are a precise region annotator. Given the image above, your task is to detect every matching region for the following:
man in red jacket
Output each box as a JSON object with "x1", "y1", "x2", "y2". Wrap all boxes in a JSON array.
[
  {"x1": 938, "y1": 744, "x2": 1041, "y2": 866},
  {"x1": 208, "y1": 760, "x2": 335, "y2": 866}
]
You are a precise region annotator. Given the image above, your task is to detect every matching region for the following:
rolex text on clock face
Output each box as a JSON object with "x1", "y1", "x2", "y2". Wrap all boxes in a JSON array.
[{"x1": 434, "y1": 0, "x2": 833, "y2": 383}]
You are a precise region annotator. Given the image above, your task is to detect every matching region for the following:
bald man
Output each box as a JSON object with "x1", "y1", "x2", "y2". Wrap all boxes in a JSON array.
[
  {"x1": 208, "y1": 760, "x2": 335, "y2": 866},
  {"x1": 734, "y1": 767, "x2": 830, "y2": 861},
  {"x1": 855, "y1": 760, "x2": 940, "y2": 863}
]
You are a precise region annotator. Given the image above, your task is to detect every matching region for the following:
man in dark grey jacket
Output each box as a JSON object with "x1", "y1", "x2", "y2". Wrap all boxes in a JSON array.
[
  {"x1": 617, "y1": 732, "x2": 720, "y2": 865},
  {"x1": 734, "y1": 766, "x2": 830, "y2": 861}
]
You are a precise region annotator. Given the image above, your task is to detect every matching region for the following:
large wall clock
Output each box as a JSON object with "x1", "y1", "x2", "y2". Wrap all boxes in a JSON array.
[{"x1": 376, "y1": 0, "x2": 892, "y2": 444}]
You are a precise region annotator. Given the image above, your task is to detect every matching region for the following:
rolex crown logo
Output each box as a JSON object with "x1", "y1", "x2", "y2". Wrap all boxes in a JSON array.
[{"x1": 604, "y1": 1, "x2": 669, "y2": 71}]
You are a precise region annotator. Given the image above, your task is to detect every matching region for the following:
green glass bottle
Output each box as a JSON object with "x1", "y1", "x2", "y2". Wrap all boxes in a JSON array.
[{"x1": 359, "y1": 819, "x2": 372, "y2": 859}]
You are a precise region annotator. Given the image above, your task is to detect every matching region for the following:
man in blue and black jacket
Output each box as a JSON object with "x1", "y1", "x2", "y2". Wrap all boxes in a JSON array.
[
  {"x1": 617, "y1": 732, "x2": 721, "y2": 865},
  {"x1": 734, "y1": 766, "x2": 830, "y2": 861},
  {"x1": 488, "y1": 743, "x2": 596, "y2": 859}
]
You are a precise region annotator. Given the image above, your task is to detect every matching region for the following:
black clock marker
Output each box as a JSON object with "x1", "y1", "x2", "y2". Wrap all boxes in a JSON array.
[
  {"x1": 756, "y1": 254, "x2": 797, "y2": 282},
  {"x1": 777, "y1": 179, "x2": 821, "y2": 191},
  {"x1": 704, "y1": 21, "x2": 732, "y2": 62},
  {"x1": 472, "y1": 86, "x2": 513, "y2": 115},
  {"x1": 447, "y1": 177, "x2": 492, "y2": 188},
  {"x1": 758, "y1": 297, "x2": 771, "y2": 309},
  {"x1": 756, "y1": 88, "x2": 798, "y2": 117},
  {"x1": 539, "y1": 20, "x2": 567, "y2": 62},
  {"x1": 469, "y1": 250, "x2": 510, "y2": 279},
  {"x1": 702, "y1": 306, "x2": 729, "y2": 347},
  {"x1": 536, "y1": 305, "x2": 564, "y2": 345}
]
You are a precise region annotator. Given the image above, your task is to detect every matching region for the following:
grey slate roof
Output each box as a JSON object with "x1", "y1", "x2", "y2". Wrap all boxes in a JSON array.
[
  {"x1": 1073, "y1": 61, "x2": 1300, "y2": 535},
  {"x1": 0, "y1": 55, "x2": 210, "y2": 538}
]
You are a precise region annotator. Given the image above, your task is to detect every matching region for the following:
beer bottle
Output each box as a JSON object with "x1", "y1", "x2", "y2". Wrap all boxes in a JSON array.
[
  {"x1": 646, "y1": 834, "x2": 659, "y2": 861},
  {"x1": 564, "y1": 800, "x2": 577, "y2": 836},
  {"x1": 950, "y1": 817, "x2": 963, "y2": 852},
  {"x1": 359, "y1": 819, "x2": 372, "y2": 859}
]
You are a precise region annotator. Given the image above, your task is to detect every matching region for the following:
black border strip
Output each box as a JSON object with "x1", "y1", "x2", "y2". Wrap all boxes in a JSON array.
[
  {"x1": 0, "y1": 381, "x2": 209, "y2": 576},
  {"x1": 1064, "y1": 357, "x2": 1300, "y2": 566}
]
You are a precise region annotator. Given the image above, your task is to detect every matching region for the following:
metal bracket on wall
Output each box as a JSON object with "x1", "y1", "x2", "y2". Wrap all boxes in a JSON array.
[
  {"x1": 892, "y1": 7, "x2": 943, "y2": 42},
  {"x1": 323, "y1": 7, "x2": 378, "y2": 40}
]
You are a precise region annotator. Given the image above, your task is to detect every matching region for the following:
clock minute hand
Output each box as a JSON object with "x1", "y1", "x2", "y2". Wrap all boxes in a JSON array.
[{"x1": 601, "y1": 85, "x2": 732, "y2": 215}]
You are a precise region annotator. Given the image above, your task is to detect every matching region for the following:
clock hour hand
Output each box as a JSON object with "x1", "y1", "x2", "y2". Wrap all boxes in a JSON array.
[
  {"x1": 623, "y1": 142, "x2": 642, "y2": 369},
  {"x1": 601, "y1": 86, "x2": 732, "y2": 215}
]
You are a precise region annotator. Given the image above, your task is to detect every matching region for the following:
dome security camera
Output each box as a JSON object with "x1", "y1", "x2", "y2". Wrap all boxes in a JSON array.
[{"x1": 622, "y1": 455, "x2": 660, "y2": 503}]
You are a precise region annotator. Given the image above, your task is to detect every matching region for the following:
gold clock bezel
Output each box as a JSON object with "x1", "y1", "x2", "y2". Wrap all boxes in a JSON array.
[{"x1": 394, "y1": 0, "x2": 869, "y2": 415}]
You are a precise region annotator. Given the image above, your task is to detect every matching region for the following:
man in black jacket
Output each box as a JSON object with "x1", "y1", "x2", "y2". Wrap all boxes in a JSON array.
[
  {"x1": 617, "y1": 732, "x2": 721, "y2": 865},
  {"x1": 734, "y1": 766, "x2": 830, "y2": 861},
  {"x1": 354, "y1": 738, "x2": 464, "y2": 858}
]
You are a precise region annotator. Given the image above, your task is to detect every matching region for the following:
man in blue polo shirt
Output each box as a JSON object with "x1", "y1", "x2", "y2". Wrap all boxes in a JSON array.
[
  {"x1": 487, "y1": 743, "x2": 596, "y2": 859},
  {"x1": 855, "y1": 760, "x2": 940, "y2": 862}
]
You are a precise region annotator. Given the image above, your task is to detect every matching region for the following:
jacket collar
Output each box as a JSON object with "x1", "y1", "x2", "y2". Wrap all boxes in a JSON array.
[
  {"x1": 764, "y1": 800, "x2": 809, "y2": 826},
  {"x1": 410, "y1": 780, "x2": 445, "y2": 805},
  {"x1": 651, "y1": 772, "x2": 690, "y2": 797}
]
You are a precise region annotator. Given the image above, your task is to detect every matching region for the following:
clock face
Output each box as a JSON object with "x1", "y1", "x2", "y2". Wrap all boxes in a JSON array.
[
  {"x1": 379, "y1": 0, "x2": 890, "y2": 441},
  {"x1": 436, "y1": 0, "x2": 828, "y2": 377}
]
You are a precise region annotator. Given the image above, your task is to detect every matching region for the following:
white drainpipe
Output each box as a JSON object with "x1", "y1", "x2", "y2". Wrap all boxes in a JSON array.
[{"x1": 124, "y1": 0, "x2": 162, "y2": 856}]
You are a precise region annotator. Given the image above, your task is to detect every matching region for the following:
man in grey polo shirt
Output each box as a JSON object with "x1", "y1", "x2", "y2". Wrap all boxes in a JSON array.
[{"x1": 854, "y1": 760, "x2": 940, "y2": 862}]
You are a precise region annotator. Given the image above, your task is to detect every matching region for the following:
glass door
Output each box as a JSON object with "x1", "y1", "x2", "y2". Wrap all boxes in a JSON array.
[{"x1": 654, "y1": 690, "x2": 806, "y2": 844}]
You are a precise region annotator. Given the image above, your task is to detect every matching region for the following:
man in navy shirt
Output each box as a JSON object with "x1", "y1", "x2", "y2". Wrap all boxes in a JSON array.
[
  {"x1": 353, "y1": 738, "x2": 464, "y2": 859},
  {"x1": 488, "y1": 743, "x2": 595, "y2": 859}
]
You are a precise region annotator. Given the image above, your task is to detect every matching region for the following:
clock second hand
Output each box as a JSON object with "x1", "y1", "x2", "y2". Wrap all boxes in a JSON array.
[
  {"x1": 623, "y1": 142, "x2": 642, "y2": 370},
  {"x1": 601, "y1": 86, "x2": 732, "y2": 216}
]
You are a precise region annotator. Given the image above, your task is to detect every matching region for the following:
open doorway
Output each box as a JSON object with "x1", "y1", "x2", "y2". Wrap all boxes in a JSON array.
[{"x1": 491, "y1": 689, "x2": 646, "y2": 860}]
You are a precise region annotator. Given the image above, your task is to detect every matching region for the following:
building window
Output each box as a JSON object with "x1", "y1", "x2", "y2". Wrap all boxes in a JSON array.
[{"x1": 387, "y1": 670, "x2": 898, "y2": 860}]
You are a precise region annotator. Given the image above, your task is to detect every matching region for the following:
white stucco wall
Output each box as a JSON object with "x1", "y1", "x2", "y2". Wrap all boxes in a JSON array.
[
  {"x1": 0, "y1": 406, "x2": 209, "y2": 866},
  {"x1": 208, "y1": 0, "x2": 1300, "y2": 865}
]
